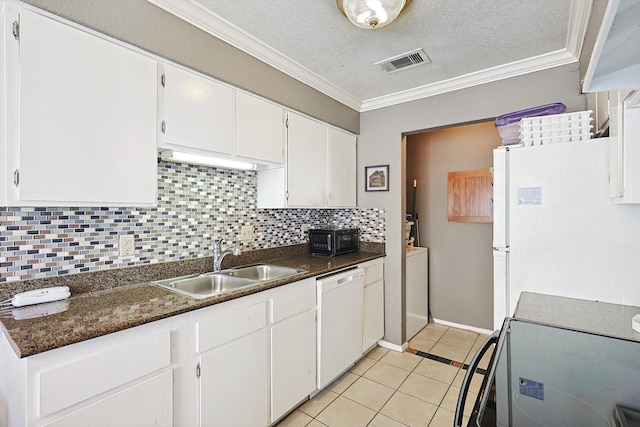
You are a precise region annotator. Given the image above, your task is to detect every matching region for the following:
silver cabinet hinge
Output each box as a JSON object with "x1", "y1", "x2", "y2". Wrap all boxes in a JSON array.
[
  {"x1": 161, "y1": 120, "x2": 166, "y2": 134},
  {"x1": 13, "y1": 169, "x2": 19, "y2": 186},
  {"x1": 161, "y1": 73, "x2": 165, "y2": 87},
  {"x1": 12, "y1": 21, "x2": 19, "y2": 40},
  {"x1": 196, "y1": 363, "x2": 201, "y2": 379}
]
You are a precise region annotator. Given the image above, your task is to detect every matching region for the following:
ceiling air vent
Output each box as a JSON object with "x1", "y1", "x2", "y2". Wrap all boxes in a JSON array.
[{"x1": 375, "y1": 48, "x2": 430, "y2": 73}]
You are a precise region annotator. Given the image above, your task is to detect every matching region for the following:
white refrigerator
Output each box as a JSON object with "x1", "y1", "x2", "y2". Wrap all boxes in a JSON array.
[{"x1": 492, "y1": 138, "x2": 640, "y2": 330}]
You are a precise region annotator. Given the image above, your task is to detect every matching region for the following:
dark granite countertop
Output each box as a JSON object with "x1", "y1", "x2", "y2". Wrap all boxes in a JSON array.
[{"x1": 0, "y1": 245, "x2": 384, "y2": 358}]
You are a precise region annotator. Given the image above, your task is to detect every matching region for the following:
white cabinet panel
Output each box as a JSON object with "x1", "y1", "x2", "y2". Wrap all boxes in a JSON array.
[
  {"x1": 362, "y1": 259, "x2": 384, "y2": 353},
  {"x1": 236, "y1": 92, "x2": 284, "y2": 164},
  {"x1": 327, "y1": 127, "x2": 357, "y2": 207},
  {"x1": 287, "y1": 112, "x2": 327, "y2": 206},
  {"x1": 270, "y1": 310, "x2": 316, "y2": 422},
  {"x1": 39, "y1": 332, "x2": 171, "y2": 417},
  {"x1": 362, "y1": 280, "x2": 384, "y2": 352},
  {"x1": 160, "y1": 63, "x2": 234, "y2": 156},
  {"x1": 199, "y1": 329, "x2": 269, "y2": 427},
  {"x1": 610, "y1": 91, "x2": 640, "y2": 204},
  {"x1": 257, "y1": 111, "x2": 357, "y2": 208},
  {"x1": 10, "y1": 9, "x2": 157, "y2": 206},
  {"x1": 43, "y1": 370, "x2": 173, "y2": 427}
]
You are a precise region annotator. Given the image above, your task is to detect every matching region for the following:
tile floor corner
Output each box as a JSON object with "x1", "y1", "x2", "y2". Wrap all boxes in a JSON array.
[{"x1": 277, "y1": 324, "x2": 489, "y2": 427}]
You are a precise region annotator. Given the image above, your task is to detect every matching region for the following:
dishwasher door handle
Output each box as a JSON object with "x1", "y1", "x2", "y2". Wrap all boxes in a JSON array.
[{"x1": 337, "y1": 275, "x2": 355, "y2": 285}]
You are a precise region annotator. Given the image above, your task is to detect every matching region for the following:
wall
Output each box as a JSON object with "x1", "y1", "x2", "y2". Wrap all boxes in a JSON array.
[
  {"x1": 358, "y1": 64, "x2": 588, "y2": 345},
  {"x1": 0, "y1": 161, "x2": 384, "y2": 283},
  {"x1": 406, "y1": 122, "x2": 502, "y2": 329},
  {"x1": 19, "y1": 0, "x2": 359, "y2": 134}
]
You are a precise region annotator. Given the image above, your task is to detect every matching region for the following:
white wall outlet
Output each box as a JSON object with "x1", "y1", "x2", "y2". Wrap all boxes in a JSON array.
[
  {"x1": 119, "y1": 234, "x2": 135, "y2": 256},
  {"x1": 239, "y1": 225, "x2": 254, "y2": 242},
  {"x1": 301, "y1": 224, "x2": 310, "y2": 239}
]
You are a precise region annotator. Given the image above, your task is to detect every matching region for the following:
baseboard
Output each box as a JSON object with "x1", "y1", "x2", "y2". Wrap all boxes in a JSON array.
[
  {"x1": 377, "y1": 339, "x2": 408, "y2": 353},
  {"x1": 432, "y1": 318, "x2": 494, "y2": 336}
]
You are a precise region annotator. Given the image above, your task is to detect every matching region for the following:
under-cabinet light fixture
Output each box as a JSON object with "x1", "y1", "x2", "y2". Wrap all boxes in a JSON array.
[{"x1": 159, "y1": 149, "x2": 256, "y2": 171}]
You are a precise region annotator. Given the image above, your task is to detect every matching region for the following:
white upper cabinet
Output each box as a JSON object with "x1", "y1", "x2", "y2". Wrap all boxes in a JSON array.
[
  {"x1": 287, "y1": 112, "x2": 328, "y2": 207},
  {"x1": 236, "y1": 92, "x2": 284, "y2": 165},
  {"x1": 159, "y1": 63, "x2": 234, "y2": 156},
  {"x1": 257, "y1": 111, "x2": 357, "y2": 208},
  {"x1": 327, "y1": 127, "x2": 357, "y2": 207},
  {"x1": 583, "y1": 0, "x2": 640, "y2": 92},
  {"x1": 1, "y1": 7, "x2": 158, "y2": 207},
  {"x1": 609, "y1": 90, "x2": 640, "y2": 204}
]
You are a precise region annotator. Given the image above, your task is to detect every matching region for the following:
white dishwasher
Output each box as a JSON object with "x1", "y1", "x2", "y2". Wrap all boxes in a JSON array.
[{"x1": 316, "y1": 267, "x2": 364, "y2": 389}]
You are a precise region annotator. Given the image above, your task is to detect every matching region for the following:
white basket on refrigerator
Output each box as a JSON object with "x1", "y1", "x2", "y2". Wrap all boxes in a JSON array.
[{"x1": 519, "y1": 110, "x2": 593, "y2": 146}]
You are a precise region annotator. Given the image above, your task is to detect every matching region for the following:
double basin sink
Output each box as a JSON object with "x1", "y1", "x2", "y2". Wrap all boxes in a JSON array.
[{"x1": 152, "y1": 264, "x2": 306, "y2": 299}]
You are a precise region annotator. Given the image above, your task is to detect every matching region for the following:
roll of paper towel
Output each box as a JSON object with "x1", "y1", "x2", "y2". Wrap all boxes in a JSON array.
[{"x1": 633, "y1": 314, "x2": 640, "y2": 333}]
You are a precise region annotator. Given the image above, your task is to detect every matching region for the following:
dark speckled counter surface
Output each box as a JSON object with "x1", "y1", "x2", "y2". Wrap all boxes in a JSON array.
[{"x1": 0, "y1": 243, "x2": 384, "y2": 358}]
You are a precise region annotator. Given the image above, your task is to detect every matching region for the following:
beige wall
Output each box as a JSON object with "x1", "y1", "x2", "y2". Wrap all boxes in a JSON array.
[
  {"x1": 21, "y1": 0, "x2": 360, "y2": 134},
  {"x1": 406, "y1": 122, "x2": 502, "y2": 329}
]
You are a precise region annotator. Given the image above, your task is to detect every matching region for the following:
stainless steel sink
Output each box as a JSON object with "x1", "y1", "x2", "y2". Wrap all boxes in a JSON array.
[
  {"x1": 152, "y1": 264, "x2": 306, "y2": 299},
  {"x1": 222, "y1": 264, "x2": 305, "y2": 281},
  {"x1": 152, "y1": 274, "x2": 255, "y2": 299}
]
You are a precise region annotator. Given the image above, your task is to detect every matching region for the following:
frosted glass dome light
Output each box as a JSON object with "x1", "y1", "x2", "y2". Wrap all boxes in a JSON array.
[{"x1": 337, "y1": 0, "x2": 411, "y2": 29}]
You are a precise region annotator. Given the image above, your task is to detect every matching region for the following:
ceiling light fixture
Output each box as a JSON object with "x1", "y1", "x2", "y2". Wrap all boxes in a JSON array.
[
  {"x1": 159, "y1": 150, "x2": 256, "y2": 171},
  {"x1": 336, "y1": 0, "x2": 411, "y2": 29}
]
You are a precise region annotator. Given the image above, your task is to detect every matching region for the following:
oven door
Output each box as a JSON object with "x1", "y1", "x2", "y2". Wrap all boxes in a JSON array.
[{"x1": 455, "y1": 319, "x2": 510, "y2": 427}]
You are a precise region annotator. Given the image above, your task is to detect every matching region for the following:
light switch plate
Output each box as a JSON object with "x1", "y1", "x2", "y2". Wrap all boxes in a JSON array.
[{"x1": 239, "y1": 225, "x2": 254, "y2": 242}]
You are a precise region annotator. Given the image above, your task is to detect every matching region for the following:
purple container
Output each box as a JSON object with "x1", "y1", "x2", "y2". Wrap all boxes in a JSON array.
[{"x1": 495, "y1": 102, "x2": 566, "y2": 145}]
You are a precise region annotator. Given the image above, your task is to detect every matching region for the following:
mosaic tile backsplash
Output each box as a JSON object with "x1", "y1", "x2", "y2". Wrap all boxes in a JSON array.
[{"x1": 0, "y1": 161, "x2": 385, "y2": 283}]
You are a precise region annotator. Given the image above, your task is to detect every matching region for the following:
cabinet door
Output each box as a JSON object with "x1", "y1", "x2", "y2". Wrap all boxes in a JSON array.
[
  {"x1": 327, "y1": 128, "x2": 357, "y2": 207},
  {"x1": 363, "y1": 280, "x2": 384, "y2": 352},
  {"x1": 271, "y1": 310, "x2": 316, "y2": 422},
  {"x1": 199, "y1": 329, "x2": 269, "y2": 427},
  {"x1": 236, "y1": 92, "x2": 284, "y2": 164},
  {"x1": 286, "y1": 112, "x2": 327, "y2": 206},
  {"x1": 161, "y1": 63, "x2": 234, "y2": 156},
  {"x1": 42, "y1": 370, "x2": 173, "y2": 427},
  {"x1": 16, "y1": 10, "x2": 157, "y2": 206}
]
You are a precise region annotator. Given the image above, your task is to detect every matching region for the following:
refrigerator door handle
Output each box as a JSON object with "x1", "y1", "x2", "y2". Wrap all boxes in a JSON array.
[{"x1": 454, "y1": 330, "x2": 500, "y2": 427}]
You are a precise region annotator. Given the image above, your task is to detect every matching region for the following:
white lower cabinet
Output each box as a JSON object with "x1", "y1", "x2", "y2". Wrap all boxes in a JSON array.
[
  {"x1": 199, "y1": 330, "x2": 269, "y2": 427},
  {"x1": 269, "y1": 278, "x2": 317, "y2": 423},
  {"x1": 195, "y1": 301, "x2": 269, "y2": 427},
  {"x1": 0, "y1": 319, "x2": 174, "y2": 427},
  {"x1": 42, "y1": 371, "x2": 173, "y2": 427},
  {"x1": 361, "y1": 259, "x2": 385, "y2": 353}
]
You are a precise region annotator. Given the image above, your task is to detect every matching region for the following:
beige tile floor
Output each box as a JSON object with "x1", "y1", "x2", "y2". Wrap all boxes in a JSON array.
[{"x1": 277, "y1": 324, "x2": 490, "y2": 427}]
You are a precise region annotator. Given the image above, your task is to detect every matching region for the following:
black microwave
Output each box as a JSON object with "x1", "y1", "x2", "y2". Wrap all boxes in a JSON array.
[{"x1": 309, "y1": 227, "x2": 360, "y2": 256}]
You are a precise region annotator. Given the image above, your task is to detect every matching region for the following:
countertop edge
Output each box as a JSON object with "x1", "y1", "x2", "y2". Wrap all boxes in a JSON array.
[{"x1": 2, "y1": 252, "x2": 385, "y2": 358}]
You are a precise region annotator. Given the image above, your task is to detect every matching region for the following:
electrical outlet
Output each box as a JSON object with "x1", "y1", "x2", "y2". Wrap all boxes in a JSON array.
[
  {"x1": 119, "y1": 234, "x2": 135, "y2": 256},
  {"x1": 301, "y1": 224, "x2": 310, "y2": 239},
  {"x1": 239, "y1": 225, "x2": 254, "y2": 242}
]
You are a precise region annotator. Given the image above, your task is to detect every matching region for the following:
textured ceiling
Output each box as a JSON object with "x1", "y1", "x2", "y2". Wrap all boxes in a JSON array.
[{"x1": 151, "y1": 0, "x2": 589, "y2": 111}]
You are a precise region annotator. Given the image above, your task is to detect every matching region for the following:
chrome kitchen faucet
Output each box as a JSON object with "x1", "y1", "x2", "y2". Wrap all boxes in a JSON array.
[{"x1": 213, "y1": 239, "x2": 242, "y2": 271}]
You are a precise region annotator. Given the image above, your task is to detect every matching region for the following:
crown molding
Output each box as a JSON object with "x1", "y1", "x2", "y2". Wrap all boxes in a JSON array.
[
  {"x1": 148, "y1": 0, "x2": 591, "y2": 113},
  {"x1": 360, "y1": 49, "x2": 578, "y2": 111},
  {"x1": 147, "y1": 0, "x2": 362, "y2": 111}
]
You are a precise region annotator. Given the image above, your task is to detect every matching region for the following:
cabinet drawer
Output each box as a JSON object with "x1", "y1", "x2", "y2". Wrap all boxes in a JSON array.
[
  {"x1": 364, "y1": 262, "x2": 383, "y2": 286},
  {"x1": 42, "y1": 370, "x2": 173, "y2": 427},
  {"x1": 39, "y1": 332, "x2": 171, "y2": 417},
  {"x1": 197, "y1": 301, "x2": 267, "y2": 353},
  {"x1": 270, "y1": 278, "x2": 316, "y2": 324}
]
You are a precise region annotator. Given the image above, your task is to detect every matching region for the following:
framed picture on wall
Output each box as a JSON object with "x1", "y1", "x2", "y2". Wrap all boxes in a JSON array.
[{"x1": 365, "y1": 165, "x2": 389, "y2": 191}]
